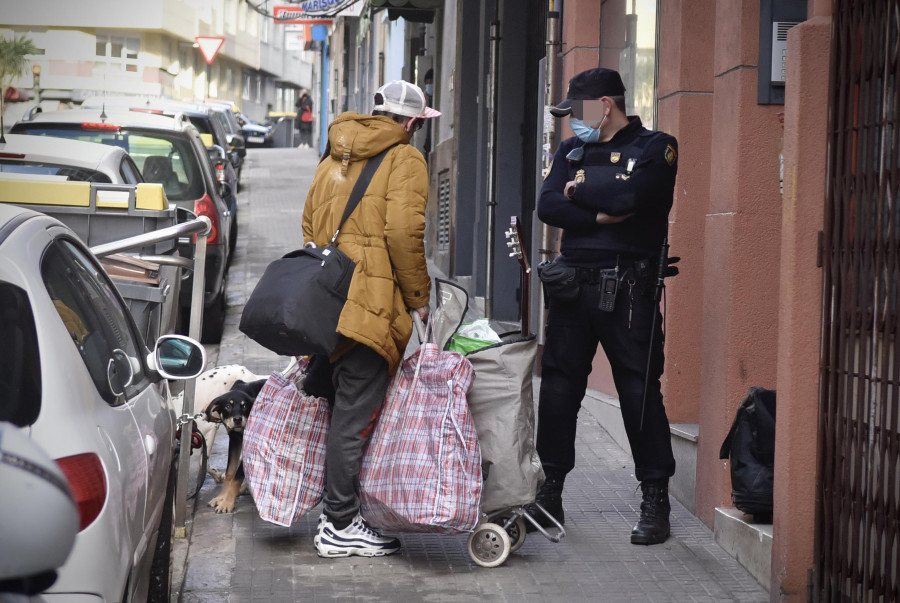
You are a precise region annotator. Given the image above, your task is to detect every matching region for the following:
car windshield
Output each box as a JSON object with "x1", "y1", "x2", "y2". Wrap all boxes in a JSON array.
[
  {"x1": 186, "y1": 116, "x2": 213, "y2": 135},
  {"x1": 0, "y1": 161, "x2": 112, "y2": 183},
  {"x1": 187, "y1": 115, "x2": 229, "y2": 149},
  {"x1": 14, "y1": 125, "x2": 205, "y2": 202}
]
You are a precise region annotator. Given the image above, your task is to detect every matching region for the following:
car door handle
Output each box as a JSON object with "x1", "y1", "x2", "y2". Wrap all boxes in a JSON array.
[{"x1": 144, "y1": 434, "x2": 157, "y2": 456}]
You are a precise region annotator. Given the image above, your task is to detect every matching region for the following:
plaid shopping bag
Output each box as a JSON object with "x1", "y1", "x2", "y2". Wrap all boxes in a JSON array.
[
  {"x1": 360, "y1": 342, "x2": 482, "y2": 534},
  {"x1": 243, "y1": 357, "x2": 330, "y2": 527}
]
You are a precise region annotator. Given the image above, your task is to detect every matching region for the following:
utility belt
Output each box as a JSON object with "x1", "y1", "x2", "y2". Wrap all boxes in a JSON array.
[
  {"x1": 538, "y1": 257, "x2": 655, "y2": 314},
  {"x1": 573, "y1": 266, "x2": 619, "y2": 284}
]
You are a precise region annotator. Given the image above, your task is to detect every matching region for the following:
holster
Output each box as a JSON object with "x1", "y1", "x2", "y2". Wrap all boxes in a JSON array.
[{"x1": 537, "y1": 260, "x2": 579, "y2": 306}]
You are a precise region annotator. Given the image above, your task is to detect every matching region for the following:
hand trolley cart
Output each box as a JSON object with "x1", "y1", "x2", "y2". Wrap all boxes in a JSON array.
[{"x1": 431, "y1": 279, "x2": 565, "y2": 568}]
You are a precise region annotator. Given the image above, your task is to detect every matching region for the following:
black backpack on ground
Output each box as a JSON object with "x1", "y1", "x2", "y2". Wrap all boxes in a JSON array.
[{"x1": 718, "y1": 387, "x2": 776, "y2": 522}]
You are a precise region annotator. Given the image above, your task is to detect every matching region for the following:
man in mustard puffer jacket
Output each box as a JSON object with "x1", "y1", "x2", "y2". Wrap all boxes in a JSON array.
[{"x1": 303, "y1": 80, "x2": 438, "y2": 558}]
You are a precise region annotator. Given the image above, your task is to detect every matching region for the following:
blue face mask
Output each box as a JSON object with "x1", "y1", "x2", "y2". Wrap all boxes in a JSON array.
[{"x1": 570, "y1": 117, "x2": 602, "y2": 143}]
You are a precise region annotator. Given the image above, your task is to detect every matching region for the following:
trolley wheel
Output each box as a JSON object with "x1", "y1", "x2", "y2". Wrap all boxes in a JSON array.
[
  {"x1": 467, "y1": 523, "x2": 511, "y2": 568},
  {"x1": 496, "y1": 514, "x2": 527, "y2": 553}
]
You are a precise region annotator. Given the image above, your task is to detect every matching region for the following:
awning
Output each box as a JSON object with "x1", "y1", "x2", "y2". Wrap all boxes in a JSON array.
[
  {"x1": 368, "y1": 0, "x2": 442, "y2": 6},
  {"x1": 369, "y1": 0, "x2": 442, "y2": 23}
]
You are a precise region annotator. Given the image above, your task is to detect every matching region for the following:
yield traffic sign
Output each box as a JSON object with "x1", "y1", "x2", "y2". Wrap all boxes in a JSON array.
[{"x1": 195, "y1": 36, "x2": 225, "y2": 64}]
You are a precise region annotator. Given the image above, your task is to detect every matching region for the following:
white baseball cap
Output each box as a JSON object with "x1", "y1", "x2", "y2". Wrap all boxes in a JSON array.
[{"x1": 373, "y1": 80, "x2": 441, "y2": 119}]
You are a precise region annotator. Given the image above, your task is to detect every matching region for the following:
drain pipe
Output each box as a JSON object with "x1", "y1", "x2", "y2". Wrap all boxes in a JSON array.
[
  {"x1": 537, "y1": 6, "x2": 561, "y2": 343},
  {"x1": 484, "y1": 17, "x2": 501, "y2": 320}
]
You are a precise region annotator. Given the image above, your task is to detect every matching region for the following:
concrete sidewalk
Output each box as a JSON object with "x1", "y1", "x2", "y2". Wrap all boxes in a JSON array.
[{"x1": 171, "y1": 147, "x2": 768, "y2": 603}]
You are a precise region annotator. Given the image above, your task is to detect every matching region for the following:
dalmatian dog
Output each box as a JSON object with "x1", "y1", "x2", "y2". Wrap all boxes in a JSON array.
[
  {"x1": 173, "y1": 364, "x2": 268, "y2": 511},
  {"x1": 193, "y1": 365, "x2": 267, "y2": 472}
]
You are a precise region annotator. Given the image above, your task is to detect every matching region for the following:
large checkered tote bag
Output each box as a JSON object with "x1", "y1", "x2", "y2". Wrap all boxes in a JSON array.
[
  {"x1": 243, "y1": 357, "x2": 330, "y2": 527},
  {"x1": 360, "y1": 339, "x2": 482, "y2": 534}
]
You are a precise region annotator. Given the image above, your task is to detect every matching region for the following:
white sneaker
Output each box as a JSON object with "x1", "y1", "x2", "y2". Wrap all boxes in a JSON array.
[{"x1": 314, "y1": 513, "x2": 401, "y2": 558}]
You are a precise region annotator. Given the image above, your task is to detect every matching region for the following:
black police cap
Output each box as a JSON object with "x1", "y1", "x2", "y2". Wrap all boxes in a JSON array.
[{"x1": 550, "y1": 68, "x2": 626, "y2": 117}]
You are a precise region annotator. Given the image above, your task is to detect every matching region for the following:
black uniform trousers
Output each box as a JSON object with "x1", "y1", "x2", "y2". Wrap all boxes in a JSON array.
[{"x1": 536, "y1": 268, "x2": 676, "y2": 483}]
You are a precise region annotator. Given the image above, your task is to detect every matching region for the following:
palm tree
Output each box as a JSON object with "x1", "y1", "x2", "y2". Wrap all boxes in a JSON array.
[{"x1": 0, "y1": 33, "x2": 40, "y2": 142}]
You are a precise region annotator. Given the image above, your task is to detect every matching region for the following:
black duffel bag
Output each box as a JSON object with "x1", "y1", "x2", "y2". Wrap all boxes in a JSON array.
[
  {"x1": 238, "y1": 147, "x2": 390, "y2": 357},
  {"x1": 719, "y1": 386, "x2": 776, "y2": 522},
  {"x1": 239, "y1": 245, "x2": 355, "y2": 356}
]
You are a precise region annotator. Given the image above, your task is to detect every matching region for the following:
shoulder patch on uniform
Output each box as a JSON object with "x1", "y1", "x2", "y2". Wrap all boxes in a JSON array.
[{"x1": 664, "y1": 144, "x2": 677, "y2": 166}]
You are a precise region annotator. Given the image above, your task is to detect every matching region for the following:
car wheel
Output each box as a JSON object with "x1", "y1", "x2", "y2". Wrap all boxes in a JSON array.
[
  {"x1": 200, "y1": 289, "x2": 226, "y2": 344},
  {"x1": 147, "y1": 460, "x2": 176, "y2": 603}
]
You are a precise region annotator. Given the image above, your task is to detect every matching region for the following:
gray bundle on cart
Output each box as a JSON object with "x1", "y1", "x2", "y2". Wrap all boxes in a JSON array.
[{"x1": 432, "y1": 280, "x2": 545, "y2": 514}]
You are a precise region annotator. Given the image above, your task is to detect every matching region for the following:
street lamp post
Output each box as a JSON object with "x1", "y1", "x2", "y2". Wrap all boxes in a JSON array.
[{"x1": 31, "y1": 64, "x2": 41, "y2": 104}]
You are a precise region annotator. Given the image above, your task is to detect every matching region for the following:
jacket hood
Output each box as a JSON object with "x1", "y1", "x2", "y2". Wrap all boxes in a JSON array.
[{"x1": 327, "y1": 112, "x2": 409, "y2": 166}]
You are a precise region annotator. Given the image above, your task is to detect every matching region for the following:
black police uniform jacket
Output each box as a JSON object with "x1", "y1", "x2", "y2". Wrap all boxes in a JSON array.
[{"x1": 538, "y1": 116, "x2": 678, "y2": 267}]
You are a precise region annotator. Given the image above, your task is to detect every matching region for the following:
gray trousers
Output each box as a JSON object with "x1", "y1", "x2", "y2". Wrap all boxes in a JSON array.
[{"x1": 323, "y1": 343, "x2": 391, "y2": 529}]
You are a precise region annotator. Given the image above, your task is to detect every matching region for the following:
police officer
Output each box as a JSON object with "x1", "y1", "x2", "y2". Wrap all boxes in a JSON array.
[{"x1": 530, "y1": 67, "x2": 678, "y2": 545}]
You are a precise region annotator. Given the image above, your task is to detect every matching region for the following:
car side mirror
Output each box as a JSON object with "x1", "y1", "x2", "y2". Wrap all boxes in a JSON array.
[{"x1": 148, "y1": 334, "x2": 207, "y2": 380}]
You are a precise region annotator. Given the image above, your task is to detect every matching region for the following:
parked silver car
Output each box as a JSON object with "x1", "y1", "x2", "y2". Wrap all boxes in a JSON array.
[
  {"x1": 0, "y1": 133, "x2": 143, "y2": 184},
  {"x1": 0, "y1": 202, "x2": 206, "y2": 602}
]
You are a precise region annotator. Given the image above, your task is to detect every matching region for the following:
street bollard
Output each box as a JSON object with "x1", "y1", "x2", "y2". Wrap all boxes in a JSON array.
[{"x1": 174, "y1": 217, "x2": 210, "y2": 538}]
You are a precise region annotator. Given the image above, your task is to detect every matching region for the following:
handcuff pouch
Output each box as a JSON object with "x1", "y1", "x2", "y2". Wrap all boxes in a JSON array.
[{"x1": 537, "y1": 260, "x2": 579, "y2": 305}]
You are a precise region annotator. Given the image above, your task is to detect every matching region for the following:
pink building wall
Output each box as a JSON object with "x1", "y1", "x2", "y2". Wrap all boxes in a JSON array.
[
  {"x1": 695, "y1": 0, "x2": 786, "y2": 527},
  {"x1": 655, "y1": 0, "x2": 714, "y2": 425},
  {"x1": 771, "y1": 11, "x2": 832, "y2": 600},
  {"x1": 556, "y1": 0, "x2": 834, "y2": 598}
]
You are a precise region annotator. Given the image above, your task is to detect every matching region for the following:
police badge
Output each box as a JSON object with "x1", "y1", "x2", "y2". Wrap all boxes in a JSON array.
[
  {"x1": 665, "y1": 144, "x2": 677, "y2": 166},
  {"x1": 610, "y1": 152, "x2": 621, "y2": 163}
]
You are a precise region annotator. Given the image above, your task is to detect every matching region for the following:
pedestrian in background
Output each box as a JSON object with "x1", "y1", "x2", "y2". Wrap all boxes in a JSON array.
[
  {"x1": 302, "y1": 80, "x2": 439, "y2": 558},
  {"x1": 295, "y1": 88, "x2": 314, "y2": 148},
  {"x1": 530, "y1": 67, "x2": 679, "y2": 545}
]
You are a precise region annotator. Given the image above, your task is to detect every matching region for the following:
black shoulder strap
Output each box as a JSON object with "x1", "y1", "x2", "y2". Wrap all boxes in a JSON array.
[
  {"x1": 719, "y1": 406, "x2": 743, "y2": 460},
  {"x1": 330, "y1": 146, "x2": 393, "y2": 244}
]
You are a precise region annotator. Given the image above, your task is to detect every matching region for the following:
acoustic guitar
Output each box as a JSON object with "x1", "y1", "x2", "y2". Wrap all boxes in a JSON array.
[{"x1": 505, "y1": 216, "x2": 531, "y2": 336}]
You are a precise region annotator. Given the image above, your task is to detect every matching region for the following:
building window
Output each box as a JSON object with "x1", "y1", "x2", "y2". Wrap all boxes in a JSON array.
[
  {"x1": 95, "y1": 34, "x2": 140, "y2": 75},
  {"x1": 242, "y1": 72, "x2": 251, "y2": 100},
  {"x1": 226, "y1": 0, "x2": 238, "y2": 35},
  {"x1": 260, "y1": 12, "x2": 270, "y2": 44},
  {"x1": 238, "y1": 0, "x2": 247, "y2": 32},
  {"x1": 599, "y1": 0, "x2": 657, "y2": 128}
]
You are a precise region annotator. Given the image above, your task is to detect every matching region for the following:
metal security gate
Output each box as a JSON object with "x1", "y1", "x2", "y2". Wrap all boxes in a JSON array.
[{"x1": 817, "y1": 1, "x2": 900, "y2": 601}]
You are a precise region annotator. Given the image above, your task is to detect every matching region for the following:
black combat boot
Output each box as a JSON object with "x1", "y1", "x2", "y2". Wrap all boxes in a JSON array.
[
  {"x1": 525, "y1": 471, "x2": 565, "y2": 532},
  {"x1": 630, "y1": 479, "x2": 671, "y2": 545}
]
